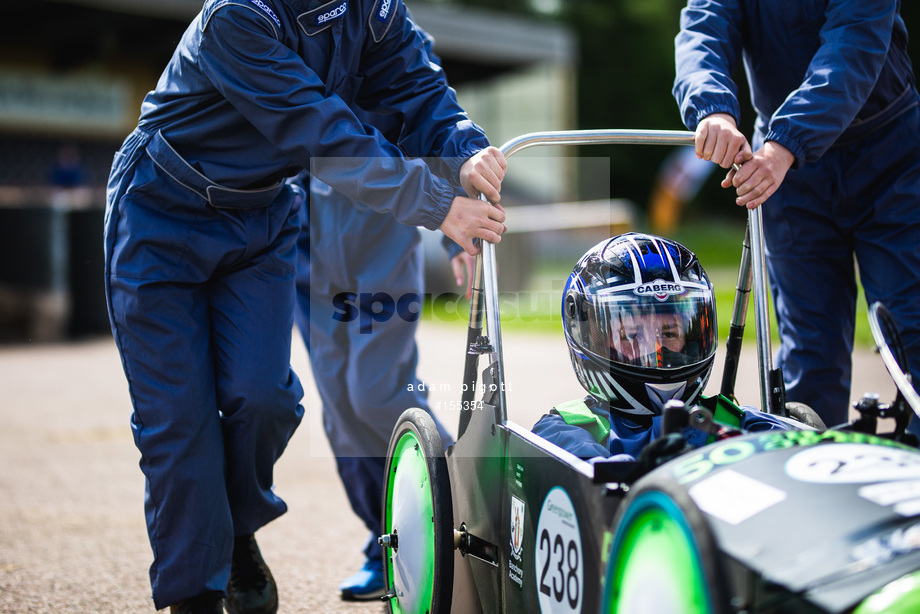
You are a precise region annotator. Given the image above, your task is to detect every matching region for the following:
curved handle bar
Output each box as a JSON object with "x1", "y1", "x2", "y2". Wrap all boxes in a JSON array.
[
  {"x1": 498, "y1": 129, "x2": 695, "y2": 157},
  {"x1": 468, "y1": 129, "x2": 775, "y2": 422}
]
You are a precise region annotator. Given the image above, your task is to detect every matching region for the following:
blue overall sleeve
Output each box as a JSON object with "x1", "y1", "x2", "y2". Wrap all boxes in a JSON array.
[
  {"x1": 672, "y1": 0, "x2": 745, "y2": 131},
  {"x1": 533, "y1": 412, "x2": 614, "y2": 460},
  {"x1": 356, "y1": 7, "x2": 490, "y2": 181},
  {"x1": 675, "y1": 0, "x2": 900, "y2": 167},
  {"x1": 764, "y1": 0, "x2": 898, "y2": 164},
  {"x1": 196, "y1": 4, "x2": 456, "y2": 230},
  {"x1": 533, "y1": 409, "x2": 653, "y2": 462}
]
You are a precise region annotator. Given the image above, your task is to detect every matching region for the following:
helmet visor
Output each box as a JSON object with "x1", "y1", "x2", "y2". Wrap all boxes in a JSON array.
[{"x1": 573, "y1": 282, "x2": 715, "y2": 370}]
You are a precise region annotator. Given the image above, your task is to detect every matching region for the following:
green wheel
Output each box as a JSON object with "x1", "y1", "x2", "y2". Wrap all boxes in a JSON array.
[
  {"x1": 382, "y1": 409, "x2": 454, "y2": 614},
  {"x1": 601, "y1": 478, "x2": 728, "y2": 614}
]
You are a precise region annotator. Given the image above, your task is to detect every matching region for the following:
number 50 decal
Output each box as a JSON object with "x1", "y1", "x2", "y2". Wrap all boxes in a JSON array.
[{"x1": 535, "y1": 487, "x2": 583, "y2": 614}]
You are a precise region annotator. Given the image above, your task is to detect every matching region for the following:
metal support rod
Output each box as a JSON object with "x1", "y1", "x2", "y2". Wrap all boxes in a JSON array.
[
  {"x1": 748, "y1": 206, "x2": 776, "y2": 414},
  {"x1": 720, "y1": 224, "x2": 752, "y2": 399},
  {"x1": 480, "y1": 237, "x2": 506, "y2": 418},
  {"x1": 458, "y1": 254, "x2": 485, "y2": 438},
  {"x1": 730, "y1": 224, "x2": 753, "y2": 330},
  {"x1": 468, "y1": 252, "x2": 485, "y2": 331}
]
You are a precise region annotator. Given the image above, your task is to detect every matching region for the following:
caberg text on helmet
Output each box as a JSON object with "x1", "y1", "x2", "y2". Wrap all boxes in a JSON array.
[{"x1": 633, "y1": 279, "x2": 684, "y2": 302}]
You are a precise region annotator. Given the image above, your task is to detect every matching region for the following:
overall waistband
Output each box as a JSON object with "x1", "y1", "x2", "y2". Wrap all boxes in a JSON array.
[
  {"x1": 834, "y1": 87, "x2": 920, "y2": 147},
  {"x1": 145, "y1": 130, "x2": 284, "y2": 209}
]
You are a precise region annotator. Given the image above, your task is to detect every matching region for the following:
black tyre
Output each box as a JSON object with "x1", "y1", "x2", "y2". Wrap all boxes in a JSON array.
[
  {"x1": 381, "y1": 409, "x2": 454, "y2": 614},
  {"x1": 785, "y1": 401, "x2": 827, "y2": 431}
]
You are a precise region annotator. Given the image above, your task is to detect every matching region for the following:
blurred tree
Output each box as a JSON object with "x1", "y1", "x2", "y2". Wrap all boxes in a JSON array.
[
  {"x1": 424, "y1": 0, "x2": 543, "y2": 13},
  {"x1": 558, "y1": 0, "x2": 689, "y2": 212},
  {"x1": 423, "y1": 0, "x2": 692, "y2": 217}
]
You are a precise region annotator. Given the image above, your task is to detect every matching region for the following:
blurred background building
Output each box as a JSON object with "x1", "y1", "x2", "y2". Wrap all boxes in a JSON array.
[
  {"x1": 3, "y1": 1, "x2": 916, "y2": 340},
  {"x1": 0, "y1": 0, "x2": 580, "y2": 340}
]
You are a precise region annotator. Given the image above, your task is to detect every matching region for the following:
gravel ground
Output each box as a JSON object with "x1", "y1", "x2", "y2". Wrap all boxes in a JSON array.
[{"x1": 0, "y1": 321, "x2": 897, "y2": 613}]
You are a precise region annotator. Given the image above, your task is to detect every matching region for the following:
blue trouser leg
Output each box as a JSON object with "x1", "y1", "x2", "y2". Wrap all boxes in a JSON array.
[
  {"x1": 295, "y1": 184, "x2": 453, "y2": 559},
  {"x1": 120, "y1": 278, "x2": 234, "y2": 608},
  {"x1": 849, "y1": 108, "x2": 920, "y2": 436},
  {"x1": 105, "y1": 153, "x2": 304, "y2": 609},
  {"x1": 763, "y1": 107, "x2": 920, "y2": 428},
  {"x1": 211, "y1": 246, "x2": 306, "y2": 536},
  {"x1": 765, "y1": 232, "x2": 857, "y2": 426}
]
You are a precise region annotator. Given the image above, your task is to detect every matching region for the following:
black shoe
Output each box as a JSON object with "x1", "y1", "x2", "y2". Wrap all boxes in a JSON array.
[
  {"x1": 225, "y1": 535, "x2": 278, "y2": 614},
  {"x1": 169, "y1": 592, "x2": 224, "y2": 614}
]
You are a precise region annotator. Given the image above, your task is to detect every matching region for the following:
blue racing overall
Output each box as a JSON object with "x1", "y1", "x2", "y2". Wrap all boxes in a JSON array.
[
  {"x1": 673, "y1": 0, "x2": 920, "y2": 426},
  {"x1": 105, "y1": 0, "x2": 489, "y2": 607},
  {"x1": 293, "y1": 16, "x2": 474, "y2": 572},
  {"x1": 296, "y1": 178, "x2": 458, "y2": 563}
]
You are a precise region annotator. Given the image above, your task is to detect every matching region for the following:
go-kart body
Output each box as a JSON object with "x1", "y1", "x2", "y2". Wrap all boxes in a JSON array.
[
  {"x1": 381, "y1": 130, "x2": 920, "y2": 614},
  {"x1": 445, "y1": 378, "x2": 920, "y2": 614},
  {"x1": 445, "y1": 368, "x2": 624, "y2": 614},
  {"x1": 658, "y1": 428, "x2": 920, "y2": 613}
]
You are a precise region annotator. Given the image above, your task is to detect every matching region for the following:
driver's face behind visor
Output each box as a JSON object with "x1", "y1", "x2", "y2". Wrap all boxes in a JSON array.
[{"x1": 609, "y1": 312, "x2": 687, "y2": 367}]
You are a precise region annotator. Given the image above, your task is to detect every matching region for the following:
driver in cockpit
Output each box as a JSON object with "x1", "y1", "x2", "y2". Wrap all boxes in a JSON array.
[{"x1": 533, "y1": 233, "x2": 791, "y2": 463}]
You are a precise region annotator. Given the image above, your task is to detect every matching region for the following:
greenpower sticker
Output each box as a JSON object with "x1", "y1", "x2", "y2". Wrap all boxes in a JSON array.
[{"x1": 535, "y1": 487, "x2": 582, "y2": 614}]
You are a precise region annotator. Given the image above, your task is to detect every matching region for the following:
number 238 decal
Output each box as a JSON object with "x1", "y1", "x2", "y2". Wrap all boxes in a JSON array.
[{"x1": 535, "y1": 487, "x2": 583, "y2": 614}]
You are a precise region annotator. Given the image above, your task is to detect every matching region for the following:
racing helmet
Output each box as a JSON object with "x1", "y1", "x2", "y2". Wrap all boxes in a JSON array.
[{"x1": 562, "y1": 233, "x2": 717, "y2": 417}]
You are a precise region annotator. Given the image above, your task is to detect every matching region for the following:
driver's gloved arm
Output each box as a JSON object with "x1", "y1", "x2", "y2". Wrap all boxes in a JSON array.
[{"x1": 533, "y1": 412, "x2": 611, "y2": 460}]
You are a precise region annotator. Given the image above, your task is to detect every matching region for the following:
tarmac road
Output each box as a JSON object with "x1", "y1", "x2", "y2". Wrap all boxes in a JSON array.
[{"x1": 0, "y1": 322, "x2": 897, "y2": 613}]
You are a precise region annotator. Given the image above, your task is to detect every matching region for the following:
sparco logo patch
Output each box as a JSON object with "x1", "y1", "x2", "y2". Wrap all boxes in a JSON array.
[
  {"x1": 377, "y1": 0, "x2": 392, "y2": 22},
  {"x1": 634, "y1": 279, "x2": 684, "y2": 301},
  {"x1": 317, "y1": 1, "x2": 347, "y2": 25},
  {"x1": 246, "y1": 0, "x2": 281, "y2": 28}
]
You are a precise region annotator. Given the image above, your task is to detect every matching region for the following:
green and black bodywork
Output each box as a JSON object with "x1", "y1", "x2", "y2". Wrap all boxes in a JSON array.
[
  {"x1": 378, "y1": 131, "x2": 920, "y2": 614},
  {"x1": 608, "y1": 429, "x2": 920, "y2": 614},
  {"x1": 384, "y1": 373, "x2": 920, "y2": 614},
  {"x1": 385, "y1": 391, "x2": 920, "y2": 613}
]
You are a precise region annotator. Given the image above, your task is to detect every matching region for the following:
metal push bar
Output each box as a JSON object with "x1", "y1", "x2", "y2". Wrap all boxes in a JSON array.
[{"x1": 459, "y1": 129, "x2": 779, "y2": 429}]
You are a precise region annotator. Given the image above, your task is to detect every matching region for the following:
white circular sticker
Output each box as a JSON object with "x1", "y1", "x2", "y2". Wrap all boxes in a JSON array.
[
  {"x1": 535, "y1": 487, "x2": 583, "y2": 614},
  {"x1": 786, "y1": 443, "x2": 920, "y2": 484}
]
